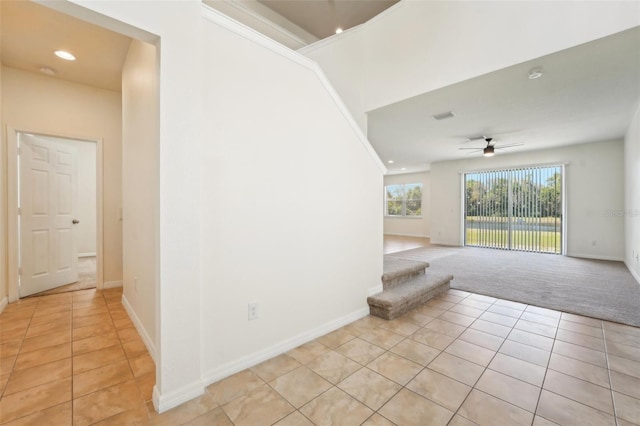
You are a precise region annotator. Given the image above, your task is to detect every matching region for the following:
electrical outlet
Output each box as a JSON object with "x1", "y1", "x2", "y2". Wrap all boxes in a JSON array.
[
  {"x1": 592, "y1": 240, "x2": 597, "y2": 246},
  {"x1": 248, "y1": 302, "x2": 259, "y2": 320}
]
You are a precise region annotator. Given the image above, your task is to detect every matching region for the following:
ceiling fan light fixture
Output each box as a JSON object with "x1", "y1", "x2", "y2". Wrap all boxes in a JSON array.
[{"x1": 483, "y1": 145, "x2": 495, "y2": 157}]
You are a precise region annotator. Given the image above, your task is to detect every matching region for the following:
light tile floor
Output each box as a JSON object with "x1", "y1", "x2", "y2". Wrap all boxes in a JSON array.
[
  {"x1": 0, "y1": 288, "x2": 154, "y2": 425},
  {"x1": 2, "y1": 287, "x2": 640, "y2": 425}
]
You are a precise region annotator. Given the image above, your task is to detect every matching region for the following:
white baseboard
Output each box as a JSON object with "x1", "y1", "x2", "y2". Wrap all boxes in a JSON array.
[
  {"x1": 625, "y1": 260, "x2": 640, "y2": 285},
  {"x1": 103, "y1": 280, "x2": 123, "y2": 289},
  {"x1": 202, "y1": 307, "x2": 369, "y2": 387},
  {"x1": 566, "y1": 253, "x2": 624, "y2": 262},
  {"x1": 384, "y1": 233, "x2": 430, "y2": 238},
  {"x1": 152, "y1": 379, "x2": 205, "y2": 414},
  {"x1": 78, "y1": 252, "x2": 96, "y2": 258},
  {"x1": 121, "y1": 294, "x2": 157, "y2": 362},
  {"x1": 0, "y1": 297, "x2": 8, "y2": 314}
]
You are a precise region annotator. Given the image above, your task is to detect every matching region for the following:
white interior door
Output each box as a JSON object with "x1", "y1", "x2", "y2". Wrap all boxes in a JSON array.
[{"x1": 19, "y1": 133, "x2": 79, "y2": 296}]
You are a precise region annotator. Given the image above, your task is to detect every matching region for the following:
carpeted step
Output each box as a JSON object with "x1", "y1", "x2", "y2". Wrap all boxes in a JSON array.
[
  {"x1": 382, "y1": 256, "x2": 430, "y2": 289},
  {"x1": 368, "y1": 273, "x2": 453, "y2": 320}
]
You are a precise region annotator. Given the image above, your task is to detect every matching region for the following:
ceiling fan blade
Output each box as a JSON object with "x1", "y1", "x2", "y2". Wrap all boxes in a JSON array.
[
  {"x1": 495, "y1": 143, "x2": 524, "y2": 149},
  {"x1": 459, "y1": 147, "x2": 483, "y2": 150}
]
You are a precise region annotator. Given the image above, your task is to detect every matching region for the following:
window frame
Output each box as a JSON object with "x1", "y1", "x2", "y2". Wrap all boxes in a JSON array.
[{"x1": 384, "y1": 183, "x2": 423, "y2": 217}]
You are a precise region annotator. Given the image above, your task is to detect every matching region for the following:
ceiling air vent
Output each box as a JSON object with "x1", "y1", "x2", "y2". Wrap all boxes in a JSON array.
[{"x1": 432, "y1": 111, "x2": 455, "y2": 121}]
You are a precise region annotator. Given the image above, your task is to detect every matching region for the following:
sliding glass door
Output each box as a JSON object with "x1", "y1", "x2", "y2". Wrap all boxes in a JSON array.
[{"x1": 464, "y1": 165, "x2": 563, "y2": 254}]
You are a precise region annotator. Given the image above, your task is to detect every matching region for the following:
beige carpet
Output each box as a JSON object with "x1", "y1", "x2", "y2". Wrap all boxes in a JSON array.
[
  {"x1": 32, "y1": 257, "x2": 97, "y2": 296},
  {"x1": 389, "y1": 246, "x2": 640, "y2": 327}
]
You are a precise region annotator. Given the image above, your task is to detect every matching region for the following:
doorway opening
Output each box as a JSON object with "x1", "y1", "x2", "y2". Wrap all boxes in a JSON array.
[
  {"x1": 464, "y1": 165, "x2": 564, "y2": 254},
  {"x1": 16, "y1": 132, "x2": 100, "y2": 297}
]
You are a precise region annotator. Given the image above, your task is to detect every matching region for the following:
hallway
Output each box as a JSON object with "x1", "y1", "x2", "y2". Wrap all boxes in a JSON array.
[{"x1": 0, "y1": 288, "x2": 154, "y2": 424}]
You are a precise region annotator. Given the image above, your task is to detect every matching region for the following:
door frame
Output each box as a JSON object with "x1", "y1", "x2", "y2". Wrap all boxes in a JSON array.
[{"x1": 6, "y1": 126, "x2": 104, "y2": 301}]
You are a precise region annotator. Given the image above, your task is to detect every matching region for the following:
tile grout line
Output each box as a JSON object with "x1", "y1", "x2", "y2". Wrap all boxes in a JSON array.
[
  {"x1": 0, "y1": 297, "x2": 37, "y2": 401},
  {"x1": 530, "y1": 307, "x2": 562, "y2": 426},
  {"x1": 448, "y1": 295, "x2": 531, "y2": 425},
  {"x1": 602, "y1": 324, "x2": 620, "y2": 426}
]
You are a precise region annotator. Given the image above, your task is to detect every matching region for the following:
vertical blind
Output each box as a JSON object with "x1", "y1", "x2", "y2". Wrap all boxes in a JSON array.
[{"x1": 464, "y1": 165, "x2": 563, "y2": 254}]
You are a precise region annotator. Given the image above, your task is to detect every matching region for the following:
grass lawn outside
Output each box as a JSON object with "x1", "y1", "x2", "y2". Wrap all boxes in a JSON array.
[{"x1": 465, "y1": 222, "x2": 562, "y2": 254}]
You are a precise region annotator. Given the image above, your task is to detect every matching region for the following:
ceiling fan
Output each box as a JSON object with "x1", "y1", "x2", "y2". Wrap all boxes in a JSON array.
[{"x1": 459, "y1": 137, "x2": 523, "y2": 157}]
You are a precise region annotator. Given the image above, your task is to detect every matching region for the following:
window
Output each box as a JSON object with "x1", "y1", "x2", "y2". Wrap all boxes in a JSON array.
[
  {"x1": 464, "y1": 165, "x2": 563, "y2": 254},
  {"x1": 385, "y1": 183, "x2": 422, "y2": 216}
]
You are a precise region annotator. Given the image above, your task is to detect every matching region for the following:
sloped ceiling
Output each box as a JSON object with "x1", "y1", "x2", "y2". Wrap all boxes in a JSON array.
[{"x1": 258, "y1": 0, "x2": 399, "y2": 39}]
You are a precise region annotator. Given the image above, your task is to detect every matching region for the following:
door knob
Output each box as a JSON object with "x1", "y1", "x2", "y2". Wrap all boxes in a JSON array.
[{"x1": 72, "y1": 219, "x2": 80, "y2": 224}]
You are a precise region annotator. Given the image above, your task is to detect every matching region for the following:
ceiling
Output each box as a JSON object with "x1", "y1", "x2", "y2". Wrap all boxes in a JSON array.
[
  {"x1": 1, "y1": 1, "x2": 132, "y2": 92},
  {"x1": 258, "y1": 0, "x2": 399, "y2": 40},
  {"x1": 0, "y1": 0, "x2": 396, "y2": 91},
  {"x1": 3, "y1": 1, "x2": 638, "y2": 176},
  {"x1": 368, "y1": 26, "x2": 640, "y2": 174}
]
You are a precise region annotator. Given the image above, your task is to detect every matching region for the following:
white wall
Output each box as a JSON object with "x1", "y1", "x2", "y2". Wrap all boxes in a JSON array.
[
  {"x1": 200, "y1": 8, "x2": 383, "y2": 381},
  {"x1": 62, "y1": 0, "x2": 376, "y2": 414},
  {"x1": 121, "y1": 39, "x2": 159, "y2": 356},
  {"x1": 384, "y1": 172, "x2": 430, "y2": 238},
  {"x1": 430, "y1": 140, "x2": 625, "y2": 260},
  {"x1": 302, "y1": 28, "x2": 368, "y2": 131},
  {"x1": 625, "y1": 104, "x2": 640, "y2": 282},
  {"x1": 303, "y1": 1, "x2": 640, "y2": 132},
  {"x1": 1, "y1": 67, "x2": 122, "y2": 283},
  {"x1": 63, "y1": 0, "x2": 205, "y2": 412}
]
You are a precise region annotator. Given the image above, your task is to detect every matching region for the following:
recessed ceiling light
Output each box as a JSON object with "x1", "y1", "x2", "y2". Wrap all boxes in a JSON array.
[
  {"x1": 388, "y1": 160, "x2": 394, "y2": 164},
  {"x1": 39, "y1": 67, "x2": 57, "y2": 76},
  {"x1": 54, "y1": 50, "x2": 76, "y2": 61},
  {"x1": 432, "y1": 111, "x2": 455, "y2": 121},
  {"x1": 335, "y1": 28, "x2": 343, "y2": 34},
  {"x1": 528, "y1": 67, "x2": 543, "y2": 80}
]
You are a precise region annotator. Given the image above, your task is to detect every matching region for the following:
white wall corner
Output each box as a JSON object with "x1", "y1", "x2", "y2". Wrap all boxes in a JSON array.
[
  {"x1": 201, "y1": 307, "x2": 369, "y2": 387},
  {"x1": 204, "y1": 0, "x2": 318, "y2": 48},
  {"x1": 152, "y1": 379, "x2": 205, "y2": 414},
  {"x1": 0, "y1": 297, "x2": 8, "y2": 314},
  {"x1": 121, "y1": 294, "x2": 157, "y2": 361},
  {"x1": 103, "y1": 280, "x2": 123, "y2": 289},
  {"x1": 200, "y1": 3, "x2": 386, "y2": 175},
  {"x1": 625, "y1": 260, "x2": 640, "y2": 286},
  {"x1": 368, "y1": 285, "x2": 383, "y2": 296},
  {"x1": 309, "y1": 62, "x2": 387, "y2": 174},
  {"x1": 298, "y1": 0, "x2": 405, "y2": 55}
]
